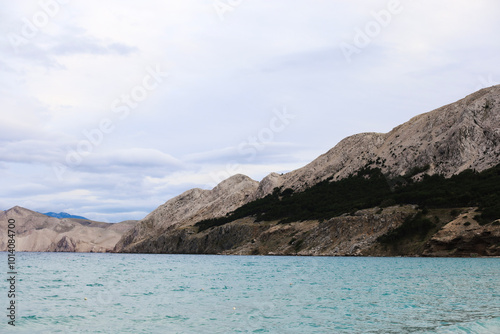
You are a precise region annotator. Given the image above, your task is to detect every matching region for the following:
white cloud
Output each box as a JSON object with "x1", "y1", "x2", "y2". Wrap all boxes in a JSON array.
[{"x1": 1, "y1": 0, "x2": 499, "y2": 221}]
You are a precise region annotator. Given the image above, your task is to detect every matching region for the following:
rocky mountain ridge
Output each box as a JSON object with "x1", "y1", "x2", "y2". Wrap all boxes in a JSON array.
[
  {"x1": 41, "y1": 211, "x2": 89, "y2": 220},
  {"x1": 115, "y1": 85, "x2": 500, "y2": 255},
  {"x1": 254, "y1": 85, "x2": 500, "y2": 196},
  {"x1": 0, "y1": 206, "x2": 137, "y2": 252},
  {"x1": 114, "y1": 174, "x2": 258, "y2": 251}
]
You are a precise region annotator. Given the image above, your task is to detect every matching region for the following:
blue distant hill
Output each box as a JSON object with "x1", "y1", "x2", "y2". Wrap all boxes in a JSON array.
[{"x1": 41, "y1": 212, "x2": 89, "y2": 220}]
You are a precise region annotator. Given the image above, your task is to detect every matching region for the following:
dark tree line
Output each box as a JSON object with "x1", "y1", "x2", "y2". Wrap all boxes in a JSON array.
[{"x1": 195, "y1": 164, "x2": 500, "y2": 232}]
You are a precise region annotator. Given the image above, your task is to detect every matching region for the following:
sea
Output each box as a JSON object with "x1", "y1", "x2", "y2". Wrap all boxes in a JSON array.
[{"x1": 1, "y1": 253, "x2": 499, "y2": 333}]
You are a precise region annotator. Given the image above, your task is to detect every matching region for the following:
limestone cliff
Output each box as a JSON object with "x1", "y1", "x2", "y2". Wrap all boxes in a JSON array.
[
  {"x1": 0, "y1": 206, "x2": 137, "y2": 252},
  {"x1": 423, "y1": 208, "x2": 500, "y2": 257},
  {"x1": 115, "y1": 174, "x2": 259, "y2": 252},
  {"x1": 254, "y1": 85, "x2": 500, "y2": 195},
  {"x1": 115, "y1": 86, "x2": 500, "y2": 256},
  {"x1": 120, "y1": 206, "x2": 417, "y2": 255}
]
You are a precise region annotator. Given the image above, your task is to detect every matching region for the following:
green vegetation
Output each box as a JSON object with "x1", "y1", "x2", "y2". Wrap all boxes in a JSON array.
[
  {"x1": 195, "y1": 164, "x2": 500, "y2": 232},
  {"x1": 377, "y1": 212, "x2": 435, "y2": 244},
  {"x1": 196, "y1": 167, "x2": 391, "y2": 232}
]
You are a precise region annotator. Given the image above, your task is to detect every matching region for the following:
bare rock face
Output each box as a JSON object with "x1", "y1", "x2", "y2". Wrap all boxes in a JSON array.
[
  {"x1": 50, "y1": 235, "x2": 77, "y2": 252},
  {"x1": 0, "y1": 206, "x2": 137, "y2": 252},
  {"x1": 423, "y1": 209, "x2": 500, "y2": 256},
  {"x1": 252, "y1": 172, "x2": 284, "y2": 200},
  {"x1": 115, "y1": 174, "x2": 259, "y2": 252},
  {"x1": 294, "y1": 207, "x2": 413, "y2": 256},
  {"x1": 115, "y1": 86, "x2": 500, "y2": 256},
  {"x1": 120, "y1": 206, "x2": 416, "y2": 256},
  {"x1": 258, "y1": 85, "x2": 500, "y2": 195}
]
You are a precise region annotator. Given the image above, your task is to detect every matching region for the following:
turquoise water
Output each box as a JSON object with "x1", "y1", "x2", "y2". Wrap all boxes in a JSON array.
[{"x1": 1, "y1": 253, "x2": 499, "y2": 333}]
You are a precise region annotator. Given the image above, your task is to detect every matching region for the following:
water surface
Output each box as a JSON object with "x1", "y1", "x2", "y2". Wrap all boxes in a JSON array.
[{"x1": 2, "y1": 253, "x2": 499, "y2": 333}]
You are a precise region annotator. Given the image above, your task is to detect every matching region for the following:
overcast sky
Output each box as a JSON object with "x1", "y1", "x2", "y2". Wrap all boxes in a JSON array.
[{"x1": 1, "y1": 0, "x2": 499, "y2": 222}]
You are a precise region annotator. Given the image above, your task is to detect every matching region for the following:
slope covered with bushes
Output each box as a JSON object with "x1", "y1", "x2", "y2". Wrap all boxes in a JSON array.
[{"x1": 195, "y1": 164, "x2": 500, "y2": 232}]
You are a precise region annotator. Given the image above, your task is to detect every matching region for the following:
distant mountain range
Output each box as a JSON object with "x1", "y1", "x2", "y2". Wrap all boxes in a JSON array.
[
  {"x1": 0, "y1": 207, "x2": 136, "y2": 252},
  {"x1": 41, "y1": 212, "x2": 89, "y2": 220}
]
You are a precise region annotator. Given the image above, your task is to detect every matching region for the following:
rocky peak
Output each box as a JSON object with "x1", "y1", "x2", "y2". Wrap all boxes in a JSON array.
[
  {"x1": 4, "y1": 206, "x2": 42, "y2": 218},
  {"x1": 115, "y1": 173, "x2": 259, "y2": 251},
  {"x1": 252, "y1": 172, "x2": 284, "y2": 200},
  {"x1": 213, "y1": 174, "x2": 257, "y2": 195},
  {"x1": 256, "y1": 85, "x2": 500, "y2": 196}
]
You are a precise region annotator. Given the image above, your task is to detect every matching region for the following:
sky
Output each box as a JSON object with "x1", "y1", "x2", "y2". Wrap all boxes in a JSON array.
[{"x1": 1, "y1": 0, "x2": 499, "y2": 222}]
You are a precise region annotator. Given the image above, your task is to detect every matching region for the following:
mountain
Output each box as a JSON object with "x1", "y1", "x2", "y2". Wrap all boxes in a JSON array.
[
  {"x1": 115, "y1": 86, "x2": 500, "y2": 256},
  {"x1": 41, "y1": 212, "x2": 89, "y2": 220},
  {"x1": 114, "y1": 174, "x2": 258, "y2": 252},
  {"x1": 0, "y1": 206, "x2": 137, "y2": 252},
  {"x1": 253, "y1": 85, "x2": 500, "y2": 196}
]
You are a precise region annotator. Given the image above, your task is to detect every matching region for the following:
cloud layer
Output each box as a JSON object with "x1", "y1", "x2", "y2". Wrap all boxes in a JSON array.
[{"x1": 1, "y1": 0, "x2": 499, "y2": 221}]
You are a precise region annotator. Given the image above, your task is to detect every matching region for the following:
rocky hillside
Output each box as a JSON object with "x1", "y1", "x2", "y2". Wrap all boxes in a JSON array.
[
  {"x1": 120, "y1": 206, "x2": 500, "y2": 257},
  {"x1": 115, "y1": 86, "x2": 500, "y2": 256},
  {"x1": 254, "y1": 85, "x2": 500, "y2": 196},
  {"x1": 423, "y1": 208, "x2": 500, "y2": 257},
  {"x1": 119, "y1": 205, "x2": 417, "y2": 255},
  {"x1": 0, "y1": 206, "x2": 137, "y2": 252},
  {"x1": 114, "y1": 174, "x2": 258, "y2": 251}
]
